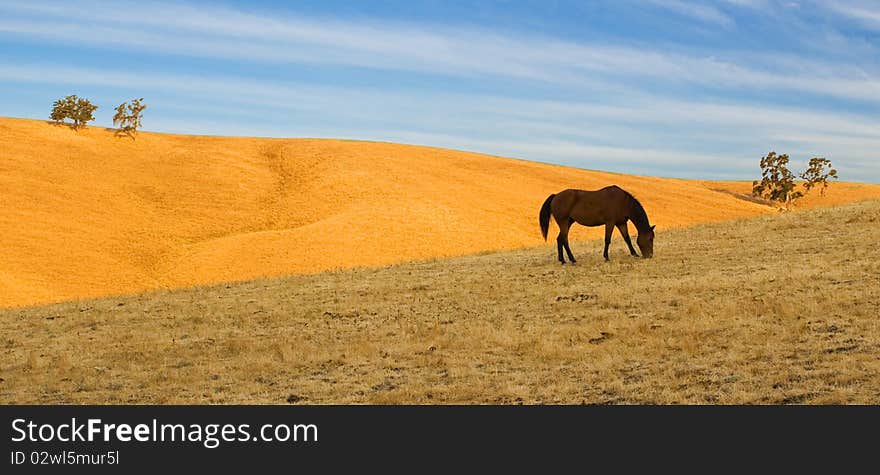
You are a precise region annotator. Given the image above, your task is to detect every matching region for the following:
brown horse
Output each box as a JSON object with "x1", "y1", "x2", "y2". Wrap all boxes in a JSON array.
[{"x1": 539, "y1": 186, "x2": 655, "y2": 263}]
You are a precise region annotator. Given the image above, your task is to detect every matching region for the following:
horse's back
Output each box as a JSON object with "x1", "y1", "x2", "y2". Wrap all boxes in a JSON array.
[
  {"x1": 551, "y1": 186, "x2": 629, "y2": 225},
  {"x1": 556, "y1": 186, "x2": 627, "y2": 206}
]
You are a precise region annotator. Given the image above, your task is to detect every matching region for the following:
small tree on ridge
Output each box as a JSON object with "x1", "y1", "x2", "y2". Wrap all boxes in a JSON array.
[
  {"x1": 113, "y1": 98, "x2": 147, "y2": 138},
  {"x1": 50, "y1": 95, "x2": 98, "y2": 129},
  {"x1": 800, "y1": 157, "x2": 838, "y2": 196}
]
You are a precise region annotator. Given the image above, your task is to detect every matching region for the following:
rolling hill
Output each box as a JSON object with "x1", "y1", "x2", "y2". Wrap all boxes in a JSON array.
[
  {"x1": 2, "y1": 116, "x2": 879, "y2": 307},
  {"x1": 2, "y1": 200, "x2": 878, "y2": 404}
]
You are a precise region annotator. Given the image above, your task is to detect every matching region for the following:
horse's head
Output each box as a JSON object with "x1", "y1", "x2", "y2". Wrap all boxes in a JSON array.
[{"x1": 637, "y1": 225, "x2": 655, "y2": 258}]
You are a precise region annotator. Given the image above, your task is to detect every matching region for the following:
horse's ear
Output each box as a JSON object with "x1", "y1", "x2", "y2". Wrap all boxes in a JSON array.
[{"x1": 651, "y1": 225, "x2": 656, "y2": 231}]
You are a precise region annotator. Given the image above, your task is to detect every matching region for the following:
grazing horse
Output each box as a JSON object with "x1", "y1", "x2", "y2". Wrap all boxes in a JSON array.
[{"x1": 539, "y1": 186, "x2": 655, "y2": 263}]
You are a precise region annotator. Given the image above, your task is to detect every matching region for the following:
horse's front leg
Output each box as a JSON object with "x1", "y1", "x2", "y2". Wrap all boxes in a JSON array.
[{"x1": 616, "y1": 223, "x2": 639, "y2": 257}]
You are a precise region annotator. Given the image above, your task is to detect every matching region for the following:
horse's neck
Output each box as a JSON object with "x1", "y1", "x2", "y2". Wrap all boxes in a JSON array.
[
  {"x1": 628, "y1": 200, "x2": 651, "y2": 233},
  {"x1": 631, "y1": 218, "x2": 651, "y2": 234}
]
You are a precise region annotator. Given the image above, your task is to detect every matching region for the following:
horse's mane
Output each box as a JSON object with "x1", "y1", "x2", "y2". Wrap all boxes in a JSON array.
[{"x1": 623, "y1": 190, "x2": 651, "y2": 232}]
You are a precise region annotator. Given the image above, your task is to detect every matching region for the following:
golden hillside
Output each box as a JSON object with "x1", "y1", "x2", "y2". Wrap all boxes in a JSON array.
[
  {"x1": 3, "y1": 200, "x2": 879, "y2": 404},
  {"x1": 2, "y1": 116, "x2": 879, "y2": 307}
]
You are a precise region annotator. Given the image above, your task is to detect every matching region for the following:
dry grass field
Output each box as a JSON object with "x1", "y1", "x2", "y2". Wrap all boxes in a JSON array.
[
  {"x1": 2, "y1": 200, "x2": 878, "y2": 404},
  {"x1": 3, "y1": 116, "x2": 880, "y2": 308}
]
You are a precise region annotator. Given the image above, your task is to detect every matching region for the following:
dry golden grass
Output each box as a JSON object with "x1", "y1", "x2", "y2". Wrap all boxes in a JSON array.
[
  {"x1": 4, "y1": 116, "x2": 879, "y2": 307},
  {"x1": 2, "y1": 200, "x2": 878, "y2": 404}
]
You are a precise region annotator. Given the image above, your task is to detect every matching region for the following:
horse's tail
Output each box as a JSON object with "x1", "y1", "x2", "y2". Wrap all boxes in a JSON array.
[{"x1": 539, "y1": 194, "x2": 556, "y2": 241}]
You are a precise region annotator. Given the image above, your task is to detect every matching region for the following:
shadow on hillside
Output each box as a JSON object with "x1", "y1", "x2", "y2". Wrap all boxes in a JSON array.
[
  {"x1": 710, "y1": 188, "x2": 773, "y2": 207},
  {"x1": 104, "y1": 127, "x2": 135, "y2": 140},
  {"x1": 45, "y1": 121, "x2": 133, "y2": 139},
  {"x1": 47, "y1": 120, "x2": 78, "y2": 130}
]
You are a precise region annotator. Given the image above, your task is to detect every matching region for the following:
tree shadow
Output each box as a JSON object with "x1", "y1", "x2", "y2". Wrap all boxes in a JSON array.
[
  {"x1": 100, "y1": 127, "x2": 136, "y2": 140},
  {"x1": 710, "y1": 188, "x2": 773, "y2": 207},
  {"x1": 47, "y1": 120, "x2": 88, "y2": 131},
  {"x1": 113, "y1": 128, "x2": 136, "y2": 140}
]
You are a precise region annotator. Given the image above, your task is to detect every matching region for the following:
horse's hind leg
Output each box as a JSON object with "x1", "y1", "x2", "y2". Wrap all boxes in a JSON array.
[
  {"x1": 555, "y1": 217, "x2": 572, "y2": 264},
  {"x1": 563, "y1": 218, "x2": 576, "y2": 263},
  {"x1": 603, "y1": 223, "x2": 614, "y2": 261},
  {"x1": 556, "y1": 234, "x2": 565, "y2": 264},
  {"x1": 616, "y1": 223, "x2": 639, "y2": 257}
]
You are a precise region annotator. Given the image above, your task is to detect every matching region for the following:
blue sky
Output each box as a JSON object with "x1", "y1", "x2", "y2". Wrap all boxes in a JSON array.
[{"x1": 1, "y1": 0, "x2": 879, "y2": 181}]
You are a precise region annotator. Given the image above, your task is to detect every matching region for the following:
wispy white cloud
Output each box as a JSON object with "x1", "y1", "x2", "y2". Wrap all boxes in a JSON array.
[
  {"x1": 646, "y1": 0, "x2": 735, "y2": 27},
  {"x1": 819, "y1": 1, "x2": 880, "y2": 29},
  {"x1": 1, "y1": 0, "x2": 879, "y2": 104},
  {"x1": 722, "y1": 0, "x2": 770, "y2": 7}
]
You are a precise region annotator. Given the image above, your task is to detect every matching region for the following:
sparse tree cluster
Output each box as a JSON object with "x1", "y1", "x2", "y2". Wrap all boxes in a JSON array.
[
  {"x1": 752, "y1": 151, "x2": 838, "y2": 211},
  {"x1": 50, "y1": 95, "x2": 147, "y2": 139},
  {"x1": 49, "y1": 95, "x2": 98, "y2": 129},
  {"x1": 113, "y1": 98, "x2": 147, "y2": 138}
]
